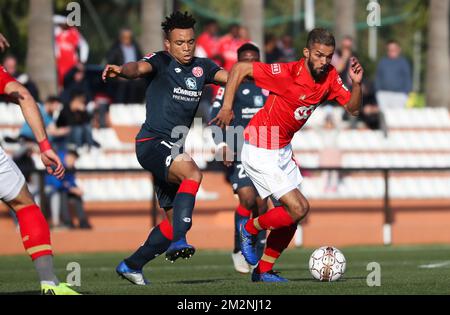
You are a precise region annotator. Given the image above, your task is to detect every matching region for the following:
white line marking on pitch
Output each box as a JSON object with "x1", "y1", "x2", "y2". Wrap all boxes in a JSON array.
[{"x1": 419, "y1": 261, "x2": 450, "y2": 269}]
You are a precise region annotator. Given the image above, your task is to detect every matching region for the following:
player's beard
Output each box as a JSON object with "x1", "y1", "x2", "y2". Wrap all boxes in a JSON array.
[{"x1": 307, "y1": 59, "x2": 328, "y2": 81}]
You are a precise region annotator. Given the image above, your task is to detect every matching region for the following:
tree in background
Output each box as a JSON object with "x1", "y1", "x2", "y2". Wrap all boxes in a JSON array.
[
  {"x1": 333, "y1": 0, "x2": 356, "y2": 43},
  {"x1": 140, "y1": 0, "x2": 164, "y2": 54},
  {"x1": 0, "y1": 1, "x2": 28, "y2": 65},
  {"x1": 241, "y1": 0, "x2": 264, "y2": 58},
  {"x1": 26, "y1": 0, "x2": 57, "y2": 100},
  {"x1": 425, "y1": 0, "x2": 450, "y2": 108}
]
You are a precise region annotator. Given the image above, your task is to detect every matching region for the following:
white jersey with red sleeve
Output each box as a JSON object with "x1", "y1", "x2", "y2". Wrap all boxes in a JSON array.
[{"x1": 244, "y1": 59, "x2": 351, "y2": 149}]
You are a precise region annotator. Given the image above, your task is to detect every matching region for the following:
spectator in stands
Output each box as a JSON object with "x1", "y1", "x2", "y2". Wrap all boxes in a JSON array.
[
  {"x1": 60, "y1": 63, "x2": 92, "y2": 105},
  {"x1": 2, "y1": 54, "x2": 40, "y2": 102},
  {"x1": 56, "y1": 90, "x2": 99, "y2": 149},
  {"x1": 238, "y1": 26, "x2": 251, "y2": 43},
  {"x1": 375, "y1": 40, "x2": 412, "y2": 112},
  {"x1": 195, "y1": 20, "x2": 223, "y2": 120},
  {"x1": 319, "y1": 111, "x2": 342, "y2": 193},
  {"x1": 106, "y1": 28, "x2": 146, "y2": 103},
  {"x1": 107, "y1": 28, "x2": 143, "y2": 65},
  {"x1": 264, "y1": 33, "x2": 283, "y2": 63},
  {"x1": 218, "y1": 24, "x2": 250, "y2": 71},
  {"x1": 201, "y1": 25, "x2": 249, "y2": 120},
  {"x1": 278, "y1": 35, "x2": 297, "y2": 62},
  {"x1": 91, "y1": 93, "x2": 112, "y2": 129},
  {"x1": 19, "y1": 96, "x2": 70, "y2": 144},
  {"x1": 332, "y1": 36, "x2": 359, "y2": 128},
  {"x1": 332, "y1": 35, "x2": 357, "y2": 89},
  {"x1": 360, "y1": 80, "x2": 384, "y2": 131},
  {"x1": 15, "y1": 96, "x2": 69, "y2": 213},
  {"x1": 54, "y1": 15, "x2": 89, "y2": 89},
  {"x1": 195, "y1": 19, "x2": 222, "y2": 65},
  {"x1": 12, "y1": 142, "x2": 35, "y2": 185},
  {"x1": 45, "y1": 146, "x2": 91, "y2": 229},
  {"x1": 54, "y1": 15, "x2": 89, "y2": 90}
]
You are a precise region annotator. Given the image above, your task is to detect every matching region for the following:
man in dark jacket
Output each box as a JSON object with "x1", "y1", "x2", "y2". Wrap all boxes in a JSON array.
[
  {"x1": 375, "y1": 40, "x2": 412, "y2": 112},
  {"x1": 106, "y1": 28, "x2": 146, "y2": 103}
]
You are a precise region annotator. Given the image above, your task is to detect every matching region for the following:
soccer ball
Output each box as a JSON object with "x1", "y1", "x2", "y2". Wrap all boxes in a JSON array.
[{"x1": 309, "y1": 246, "x2": 346, "y2": 281}]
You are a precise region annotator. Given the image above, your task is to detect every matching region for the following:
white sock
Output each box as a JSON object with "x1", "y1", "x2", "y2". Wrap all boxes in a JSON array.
[{"x1": 34, "y1": 255, "x2": 60, "y2": 285}]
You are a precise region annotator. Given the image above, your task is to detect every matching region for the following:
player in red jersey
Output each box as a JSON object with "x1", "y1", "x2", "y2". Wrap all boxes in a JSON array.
[
  {"x1": 211, "y1": 28, "x2": 363, "y2": 282},
  {"x1": 0, "y1": 33, "x2": 79, "y2": 294}
]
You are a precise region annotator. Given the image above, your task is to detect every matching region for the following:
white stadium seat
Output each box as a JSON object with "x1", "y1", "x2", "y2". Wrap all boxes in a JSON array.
[
  {"x1": 384, "y1": 108, "x2": 450, "y2": 129},
  {"x1": 0, "y1": 103, "x2": 25, "y2": 125},
  {"x1": 76, "y1": 177, "x2": 221, "y2": 202}
]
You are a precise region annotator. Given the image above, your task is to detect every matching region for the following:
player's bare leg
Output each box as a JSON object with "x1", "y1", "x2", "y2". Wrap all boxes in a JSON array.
[
  {"x1": 278, "y1": 189, "x2": 310, "y2": 223},
  {"x1": 236, "y1": 186, "x2": 258, "y2": 213},
  {"x1": 167, "y1": 153, "x2": 203, "y2": 184},
  {"x1": 164, "y1": 153, "x2": 202, "y2": 262}
]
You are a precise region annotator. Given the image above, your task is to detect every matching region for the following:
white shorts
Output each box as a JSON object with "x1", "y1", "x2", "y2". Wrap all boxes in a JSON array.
[
  {"x1": 241, "y1": 142, "x2": 303, "y2": 200},
  {"x1": 0, "y1": 148, "x2": 26, "y2": 202}
]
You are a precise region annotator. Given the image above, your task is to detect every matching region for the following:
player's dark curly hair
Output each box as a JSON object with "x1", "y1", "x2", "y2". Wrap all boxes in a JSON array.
[
  {"x1": 306, "y1": 28, "x2": 335, "y2": 49},
  {"x1": 161, "y1": 11, "x2": 196, "y2": 38}
]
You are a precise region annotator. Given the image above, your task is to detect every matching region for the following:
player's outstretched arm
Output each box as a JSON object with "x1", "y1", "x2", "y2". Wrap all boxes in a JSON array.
[
  {"x1": 209, "y1": 62, "x2": 253, "y2": 128},
  {"x1": 102, "y1": 61, "x2": 152, "y2": 81},
  {"x1": 345, "y1": 57, "x2": 364, "y2": 116},
  {"x1": 4, "y1": 81, "x2": 65, "y2": 179}
]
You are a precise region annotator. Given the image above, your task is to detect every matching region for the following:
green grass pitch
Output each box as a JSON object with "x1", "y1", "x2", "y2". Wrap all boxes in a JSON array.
[{"x1": 1, "y1": 245, "x2": 450, "y2": 295}]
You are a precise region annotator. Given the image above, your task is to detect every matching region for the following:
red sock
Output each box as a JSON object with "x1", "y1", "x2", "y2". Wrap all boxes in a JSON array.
[
  {"x1": 15, "y1": 205, "x2": 52, "y2": 261},
  {"x1": 159, "y1": 218, "x2": 173, "y2": 240},
  {"x1": 236, "y1": 205, "x2": 251, "y2": 218},
  {"x1": 257, "y1": 225, "x2": 297, "y2": 273},
  {"x1": 245, "y1": 206, "x2": 294, "y2": 235},
  {"x1": 177, "y1": 179, "x2": 200, "y2": 196}
]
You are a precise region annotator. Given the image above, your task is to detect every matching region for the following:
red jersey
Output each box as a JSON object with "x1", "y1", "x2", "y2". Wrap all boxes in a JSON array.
[
  {"x1": 218, "y1": 35, "x2": 249, "y2": 71},
  {"x1": 0, "y1": 66, "x2": 16, "y2": 94},
  {"x1": 55, "y1": 27, "x2": 81, "y2": 86},
  {"x1": 244, "y1": 59, "x2": 351, "y2": 149},
  {"x1": 196, "y1": 32, "x2": 219, "y2": 58}
]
